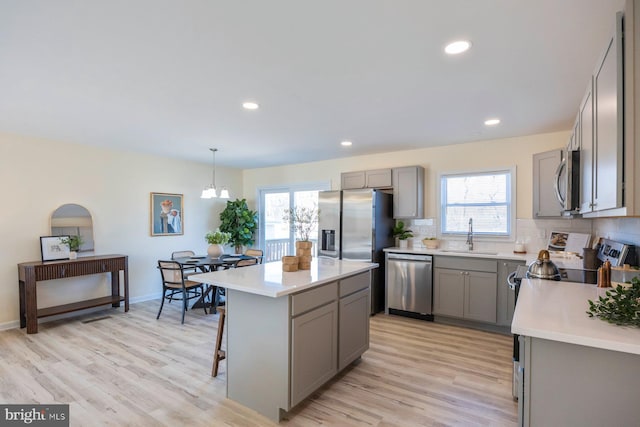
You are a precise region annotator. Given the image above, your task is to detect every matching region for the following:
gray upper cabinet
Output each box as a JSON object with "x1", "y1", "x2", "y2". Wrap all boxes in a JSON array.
[
  {"x1": 592, "y1": 13, "x2": 624, "y2": 212},
  {"x1": 392, "y1": 166, "x2": 424, "y2": 219},
  {"x1": 341, "y1": 169, "x2": 392, "y2": 190},
  {"x1": 579, "y1": 80, "x2": 595, "y2": 214},
  {"x1": 578, "y1": 12, "x2": 624, "y2": 215},
  {"x1": 532, "y1": 149, "x2": 564, "y2": 218}
]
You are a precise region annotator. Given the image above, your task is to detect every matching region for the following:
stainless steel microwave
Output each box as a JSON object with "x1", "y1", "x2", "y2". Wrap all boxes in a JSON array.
[{"x1": 554, "y1": 149, "x2": 580, "y2": 214}]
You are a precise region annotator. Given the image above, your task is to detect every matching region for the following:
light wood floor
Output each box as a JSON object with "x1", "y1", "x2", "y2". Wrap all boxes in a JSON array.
[{"x1": 0, "y1": 300, "x2": 517, "y2": 426}]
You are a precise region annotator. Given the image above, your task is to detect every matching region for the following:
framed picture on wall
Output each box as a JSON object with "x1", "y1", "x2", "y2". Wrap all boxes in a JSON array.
[
  {"x1": 40, "y1": 235, "x2": 70, "y2": 261},
  {"x1": 150, "y1": 192, "x2": 184, "y2": 236}
]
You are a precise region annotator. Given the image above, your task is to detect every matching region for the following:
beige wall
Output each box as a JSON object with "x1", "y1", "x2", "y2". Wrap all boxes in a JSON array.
[
  {"x1": 243, "y1": 131, "x2": 570, "y2": 219},
  {"x1": 0, "y1": 129, "x2": 569, "y2": 328},
  {"x1": 0, "y1": 132, "x2": 242, "y2": 328}
]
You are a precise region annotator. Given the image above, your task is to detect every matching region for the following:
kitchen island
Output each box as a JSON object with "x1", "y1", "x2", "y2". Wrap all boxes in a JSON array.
[
  {"x1": 190, "y1": 258, "x2": 377, "y2": 422},
  {"x1": 512, "y1": 278, "x2": 640, "y2": 427}
]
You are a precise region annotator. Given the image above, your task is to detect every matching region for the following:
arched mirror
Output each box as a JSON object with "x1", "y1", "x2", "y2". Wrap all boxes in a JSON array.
[{"x1": 50, "y1": 204, "x2": 94, "y2": 252}]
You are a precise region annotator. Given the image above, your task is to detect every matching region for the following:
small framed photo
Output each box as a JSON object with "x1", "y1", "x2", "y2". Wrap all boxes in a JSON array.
[
  {"x1": 40, "y1": 236, "x2": 70, "y2": 261},
  {"x1": 150, "y1": 192, "x2": 184, "y2": 236}
]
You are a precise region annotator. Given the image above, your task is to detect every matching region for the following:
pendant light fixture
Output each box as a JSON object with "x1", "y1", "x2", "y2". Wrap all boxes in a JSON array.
[{"x1": 201, "y1": 148, "x2": 230, "y2": 199}]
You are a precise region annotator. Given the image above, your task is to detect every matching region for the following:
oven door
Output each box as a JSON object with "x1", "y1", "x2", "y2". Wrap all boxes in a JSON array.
[{"x1": 507, "y1": 270, "x2": 521, "y2": 400}]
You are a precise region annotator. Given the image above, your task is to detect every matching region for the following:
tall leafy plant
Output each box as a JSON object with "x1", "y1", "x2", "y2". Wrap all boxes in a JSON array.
[{"x1": 219, "y1": 199, "x2": 258, "y2": 252}]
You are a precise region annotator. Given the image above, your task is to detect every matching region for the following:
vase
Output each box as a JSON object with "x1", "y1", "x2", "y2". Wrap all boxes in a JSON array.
[
  {"x1": 69, "y1": 251, "x2": 78, "y2": 260},
  {"x1": 207, "y1": 244, "x2": 223, "y2": 258},
  {"x1": 399, "y1": 239, "x2": 408, "y2": 249},
  {"x1": 295, "y1": 241, "x2": 313, "y2": 270}
]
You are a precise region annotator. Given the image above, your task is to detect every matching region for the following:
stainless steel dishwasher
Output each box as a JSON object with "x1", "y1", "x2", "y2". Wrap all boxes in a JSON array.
[{"x1": 385, "y1": 252, "x2": 433, "y2": 318}]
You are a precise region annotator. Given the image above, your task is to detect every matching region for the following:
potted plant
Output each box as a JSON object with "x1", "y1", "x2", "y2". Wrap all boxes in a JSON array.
[
  {"x1": 60, "y1": 235, "x2": 84, "y2": 259},
  {"x1": 219, "y1": 199, "x2": 258, "y2": 254},
  {"x1": 283, "y1": 205, "x2": 319, "y2": 270},
  {"x1": 205, "y1": 229, "x2": 231, "y2": 258},
  {"x1": 392, "y1": 221, "x2": 413, "y2": 248}
]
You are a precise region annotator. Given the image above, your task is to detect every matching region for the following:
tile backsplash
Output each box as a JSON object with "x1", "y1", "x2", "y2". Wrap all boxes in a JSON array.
[{"x1": 402, "y1": 216, "x2": 640, "y2": 263}]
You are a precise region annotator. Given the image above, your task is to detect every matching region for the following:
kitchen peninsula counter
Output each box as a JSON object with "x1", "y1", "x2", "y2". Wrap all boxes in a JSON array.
[
  {"x1": 512, "y1": 278, "x2": 640, "y2": 427},
  {"x1": 512, "y1": 278, "x2": 640, "y2": 354},
  {"x1": 190, "y1": 258, "x2": 377, "y2": 422}
]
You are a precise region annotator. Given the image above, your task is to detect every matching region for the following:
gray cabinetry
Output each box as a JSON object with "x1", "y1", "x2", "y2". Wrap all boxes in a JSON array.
[
  {"x1": 291, "y1": 300, "x2": 338, "y2": 407},
  {"x1": 592, "y1": 14, "x2": 624, "y2": 212},
  {"x1": 392, "y1": 166, "x2": 424, "y2": 219},
  {"x1": 290, "y1": 271, "x2": 370, "y2": 407},
  {"x1": 341, "y1": 169, "x2": 392, "y2": 189},
  {"x1": 433, "y1": 256, "x2": 498, "y2": 324},
  {"x1": 521, "y1": 336, "x2": 640, "y2": 427},
  {"x1": 532, "y1": 149, "x2": 564, "y2": 218},
  {"x1": 579, "y1": 81, "x2": 595, "y2": 214},
  {"x1": 338, "y1": 288, "x2": 369, "y2": 370},
  {"x1": 433, "y1": 267, "x2": 465, "y2": 317},
  {"x1": 497, "y1": 260, "x2": 524, "y2": 326},
  {"x1": 464, "y1": 271, "x2": 498, "y2": 323}
]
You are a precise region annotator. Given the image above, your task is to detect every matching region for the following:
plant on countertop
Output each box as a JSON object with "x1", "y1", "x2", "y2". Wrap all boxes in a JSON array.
[
  {"x1": 586, "y1": 277, "x2": 640, "y2": 327},
  {"x1": 219, "y1": 198, "x2": 258, "y2": 252},
  {"x1": 205, "y1": 229, "x2": 231, "y2": 245},
  {"x1": 283, "y1": 204, "x2": 319, "y2": 242},
  {"x1": 60, "y1": 235, "x2": 83, "y2": 252},
  {"x1": 392, "y1": 221, "x2": 413, "y2": 240}
]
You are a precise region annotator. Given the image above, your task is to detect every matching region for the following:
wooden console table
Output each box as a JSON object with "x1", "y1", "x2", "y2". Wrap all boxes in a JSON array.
[{"x1": 18, "y1": 254, "x2": 129, "y2": 334}]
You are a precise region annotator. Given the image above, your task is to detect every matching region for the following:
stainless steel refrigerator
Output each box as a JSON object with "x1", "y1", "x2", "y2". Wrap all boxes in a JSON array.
[{"x1": 318, "y1": 189, "x2": 395, "y2": 314}]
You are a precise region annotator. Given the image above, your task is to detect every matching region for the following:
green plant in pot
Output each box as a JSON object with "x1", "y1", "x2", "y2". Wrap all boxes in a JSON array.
[
  {"x1": 219, "y1": 199, "x2": 258, "y2": 254},
  {"x1": 205, "y1": 229, "x2": 231, "y2": 258},
  {"x1": 392, "y1": 221, "x2": 413, "y2": 248},
  {"x1": 60, "y1": 235, "x2": 84, "y2": 259}
]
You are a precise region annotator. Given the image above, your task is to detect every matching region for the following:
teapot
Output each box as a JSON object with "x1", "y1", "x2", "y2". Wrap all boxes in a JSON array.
[{"x1": 526, "y1": 250, "x2": 561, "y2": 280}]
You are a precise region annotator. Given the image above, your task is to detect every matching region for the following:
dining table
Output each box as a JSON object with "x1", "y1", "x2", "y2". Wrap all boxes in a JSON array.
[{"x1": 173, "y1": 254, "x2": 257, "y2": 312}]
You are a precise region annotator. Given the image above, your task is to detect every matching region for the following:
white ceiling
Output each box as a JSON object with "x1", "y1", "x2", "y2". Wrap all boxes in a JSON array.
[{"x1": 0, "y1": 0, "x2": 625, "y2": 169}]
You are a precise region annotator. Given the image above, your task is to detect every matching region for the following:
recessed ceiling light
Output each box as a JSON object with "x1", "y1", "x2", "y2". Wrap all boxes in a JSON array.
[
  {"x1": 484, "y1": 118, "x2": 501, "y2": 126},
  {"x1": 444, "y1": 40, "x2": 471, "y2": 55},
  {"x1": 242, "y1": 101, "x2": 259, "y2": 110},
  {"x1": 341, "y1": 140, "x2": 352, "y2": 147}
]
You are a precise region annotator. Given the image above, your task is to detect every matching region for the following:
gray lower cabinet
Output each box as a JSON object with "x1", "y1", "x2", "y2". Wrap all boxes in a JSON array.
[
  {"x1": 338, "y1": 288, "x2": 370, "y2": 370},
  {"x1": 521, "y1": 336, "x2": 640, "y2": 427},
  {"x1": 497, "y1": 260, "x2": 525, "y2": 326},
  {"x1": 290, "y1": 271, "x2": 370, "y2": 408},
  {"x1": 291, "y1": 301, "x2": 338, "y2": 407},
  {"x1": 433, "y1": 257, "x2": 498, "y2": 324}
]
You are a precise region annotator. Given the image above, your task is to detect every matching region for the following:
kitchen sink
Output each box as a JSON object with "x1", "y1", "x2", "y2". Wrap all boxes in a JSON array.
[{"x1": 439, "y1": 250, "x2": 499, "y2": 256}]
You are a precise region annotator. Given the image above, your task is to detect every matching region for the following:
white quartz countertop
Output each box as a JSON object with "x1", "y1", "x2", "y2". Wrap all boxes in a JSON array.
[
  {"x1": 189, "y1": 258, "x2": 378, "y2": 298},
  {"x1": 384, "y1": 246, "x2": 529, "y2": 262},
  {"x1": 512, "y1": 278, "x2": 640, "y2": 355}
]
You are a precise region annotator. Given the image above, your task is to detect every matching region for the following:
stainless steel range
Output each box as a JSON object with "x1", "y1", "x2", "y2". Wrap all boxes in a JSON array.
[{"x1": 507, "y1": 237, "x2": 636, "y2": 401}]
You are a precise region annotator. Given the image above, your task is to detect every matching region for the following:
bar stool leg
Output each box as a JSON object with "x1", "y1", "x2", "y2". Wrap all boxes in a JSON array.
[{"x1": 212, "y1": 307, "x2": 226, "y2": 377}]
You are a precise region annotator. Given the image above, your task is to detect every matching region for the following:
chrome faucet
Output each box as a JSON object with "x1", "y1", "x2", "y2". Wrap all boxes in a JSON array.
[{"x1": 466, "y1": 218, "x2": 473, "y2": 251}]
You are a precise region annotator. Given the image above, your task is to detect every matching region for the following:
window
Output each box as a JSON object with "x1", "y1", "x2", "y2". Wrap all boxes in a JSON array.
[
  {"x1": 258, "y1": 182, "x2": 330, "y2": 262},
  {"x1": 440, "y1": 169, "x2": 515, "y2": 237}
]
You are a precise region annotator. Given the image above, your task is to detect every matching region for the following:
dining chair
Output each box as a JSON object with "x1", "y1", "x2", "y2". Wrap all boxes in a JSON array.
[
  {"x1": 235, "y1": 248, "x2": 263, "y2": 267},
  {"x1": 157, "y1": 260, "x2": 207, "y2": 324},
  {"x1": 244, "y1": 248, "x2": 264, "y2": 264}
]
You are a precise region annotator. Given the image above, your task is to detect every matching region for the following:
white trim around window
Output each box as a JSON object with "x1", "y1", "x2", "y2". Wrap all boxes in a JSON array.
[{"x1": 438, "y1": 167, "x2": 516, "y2": 241}]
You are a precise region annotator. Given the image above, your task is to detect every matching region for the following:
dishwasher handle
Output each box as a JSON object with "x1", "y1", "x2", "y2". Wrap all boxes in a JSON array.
[{"x1": 387, "y1": 253, "x2": 432, "y2": 263}]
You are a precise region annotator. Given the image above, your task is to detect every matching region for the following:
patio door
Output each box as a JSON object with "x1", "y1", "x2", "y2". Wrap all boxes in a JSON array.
[{"x1": 259, "y1": 183, "x2": 329, "y2": 262}]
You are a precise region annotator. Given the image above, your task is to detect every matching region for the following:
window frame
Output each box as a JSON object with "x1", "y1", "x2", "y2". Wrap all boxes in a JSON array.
[{"x1": 438, "y1": 167, "x2": 516, "y2": 241}]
